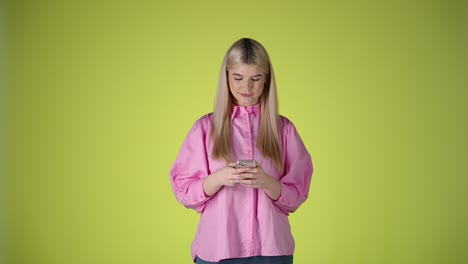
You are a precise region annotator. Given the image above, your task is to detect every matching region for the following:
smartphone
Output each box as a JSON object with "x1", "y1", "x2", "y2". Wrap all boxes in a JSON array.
[{"x1": 235, "y1": 159, "x2": 257, "y2": 168}]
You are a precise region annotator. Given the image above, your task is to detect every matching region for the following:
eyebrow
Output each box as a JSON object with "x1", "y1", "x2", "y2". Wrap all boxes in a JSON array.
[{"x1": 232, "y1": 73, "x2": 263, "y2": 78}]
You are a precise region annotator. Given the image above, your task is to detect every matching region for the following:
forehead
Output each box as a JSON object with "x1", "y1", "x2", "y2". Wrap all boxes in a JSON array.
[{"x1": 229, "y1": 63, "x2": 265, "y2": 75}]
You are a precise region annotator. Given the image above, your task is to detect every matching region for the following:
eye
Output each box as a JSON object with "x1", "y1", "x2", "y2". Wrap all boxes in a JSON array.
[
  {"x1": 252, "y1": 78, "x2": 260, "y2": 82},
  {"x1": 234, "y1": 78, "x2": 243, "y2": 81}
]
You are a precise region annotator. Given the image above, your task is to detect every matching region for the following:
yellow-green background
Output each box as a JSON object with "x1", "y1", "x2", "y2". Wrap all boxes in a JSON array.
[{"x1": 2, "y1": 0, "x2": 467, "y2": 263}]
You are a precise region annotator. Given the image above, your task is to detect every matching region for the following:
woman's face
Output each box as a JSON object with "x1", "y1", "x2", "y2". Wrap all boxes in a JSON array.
[{"x1": 228, "y1": 63, "x2": 266, "y2": 107}]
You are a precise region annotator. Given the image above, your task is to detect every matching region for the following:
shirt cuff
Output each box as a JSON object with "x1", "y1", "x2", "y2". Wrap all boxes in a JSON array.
[
  {"x1": 273, "y1": 182, "x2": 301, "y2": 214},
  {"x1": 181, "y1": 178, "x2": 212, "y2": 207}
]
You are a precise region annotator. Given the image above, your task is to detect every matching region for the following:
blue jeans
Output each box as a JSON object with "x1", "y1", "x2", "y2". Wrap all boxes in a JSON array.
[{"x1": 195, "y1": 255, "x2": 293, "y2": 264}]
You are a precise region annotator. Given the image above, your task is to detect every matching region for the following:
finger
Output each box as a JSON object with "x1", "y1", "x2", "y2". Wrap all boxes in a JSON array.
[
  {"x1": 226, "y1": 163, "x2": 236, "y2": 168},
  {"x1": 238, "y1": 180, "x2": 250, "y2": 186},
  {"x1": 247, "y1": 168, "x2": 258, "y2": 173},
  {"x1": 241, "y1": 173, "x2": 256, "y2": 179},
  {"x1": 234, "y1": 168, "x2": 251, "y2": 174},
  {"x1": 239, "y1": 179, "x2": 256, "y2": 186},
  {"x1": 234, "y1": 173, "x2": 252, "y2": 180},
  {"x1": 243, "y1": 167, "x2": 257, "y2": 173},
  {"x1": 228, "y1": 177, "x2": 240, "y2": 185}
]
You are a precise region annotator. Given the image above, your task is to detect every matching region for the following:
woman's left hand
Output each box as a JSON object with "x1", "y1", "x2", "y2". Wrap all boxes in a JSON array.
[
  {"x1": 236, "y1": 163, "x2": 282, "y2": 200},
  {"x1": 237, "y1": 164, "x2": 275, "y2": 189}
]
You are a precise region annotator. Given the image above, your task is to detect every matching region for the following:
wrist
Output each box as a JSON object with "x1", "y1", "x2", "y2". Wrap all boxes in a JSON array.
[
  {"x1": 264, "y1": 179, "x2": 281, "y2": 201},
  {"x1": 210, "y1": 170, "x2": 223, "y2": 188},
  {"x1": 203, "y1": 171, "x2": 223, "y2": 197}
]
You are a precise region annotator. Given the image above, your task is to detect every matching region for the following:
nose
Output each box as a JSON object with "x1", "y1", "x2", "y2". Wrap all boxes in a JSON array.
[{"x1": 246, "y1": 79, "x2": 254, "y2": 89}]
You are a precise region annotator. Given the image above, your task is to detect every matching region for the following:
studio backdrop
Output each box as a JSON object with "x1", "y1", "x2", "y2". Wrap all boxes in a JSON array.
[{"x1": 3, "y1": 0, "x2": 467, "y2": 263}]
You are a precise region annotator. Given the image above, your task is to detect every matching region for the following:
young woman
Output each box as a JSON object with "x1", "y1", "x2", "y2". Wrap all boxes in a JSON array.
[{"x1": 170, "y1": 38, "x2": 313, "y2": 264}]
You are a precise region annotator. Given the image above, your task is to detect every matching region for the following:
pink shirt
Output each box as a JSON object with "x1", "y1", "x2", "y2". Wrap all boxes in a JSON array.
[{"x1": 170, "y1": 104, "x2": 313, "y2": 262}]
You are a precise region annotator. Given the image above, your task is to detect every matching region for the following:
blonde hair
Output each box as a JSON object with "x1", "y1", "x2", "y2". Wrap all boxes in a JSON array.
[{"x1": 211, "y1": 38, "x2": 283, "y2": 171}]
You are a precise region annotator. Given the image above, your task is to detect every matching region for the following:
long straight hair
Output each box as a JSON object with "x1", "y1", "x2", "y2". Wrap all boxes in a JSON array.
[{"x1": 211, "y1": 38, "x2": 283, "y2": 171}]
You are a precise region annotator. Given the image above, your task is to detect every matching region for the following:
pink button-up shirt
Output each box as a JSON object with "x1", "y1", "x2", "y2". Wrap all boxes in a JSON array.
[{"x1": 170, "y1": 104, "x2": 313, "y2": 262}]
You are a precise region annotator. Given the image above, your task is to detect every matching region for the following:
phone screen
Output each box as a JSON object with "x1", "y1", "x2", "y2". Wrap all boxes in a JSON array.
[{"x1": 236, "y1": 160, "x2": 257, "y2": 168}]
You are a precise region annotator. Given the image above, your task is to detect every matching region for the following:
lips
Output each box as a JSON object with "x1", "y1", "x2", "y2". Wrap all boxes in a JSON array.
[{"x1": 240, "y1": 93, "x2": 253, "y2": 97}]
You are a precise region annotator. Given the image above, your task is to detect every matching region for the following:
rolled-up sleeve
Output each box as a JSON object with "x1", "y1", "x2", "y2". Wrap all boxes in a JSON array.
[
  {"x1": 274, "y1": 119, "x2": 313, "y2": 214},
  {"x1": 169, "y1": 117, "x2": 212, "y2": 213}
]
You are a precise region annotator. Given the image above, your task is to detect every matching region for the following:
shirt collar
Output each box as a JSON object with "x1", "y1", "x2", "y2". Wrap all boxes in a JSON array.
[{"x1": 231, "y1": 103, "x2": 261, "y2": 120}]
